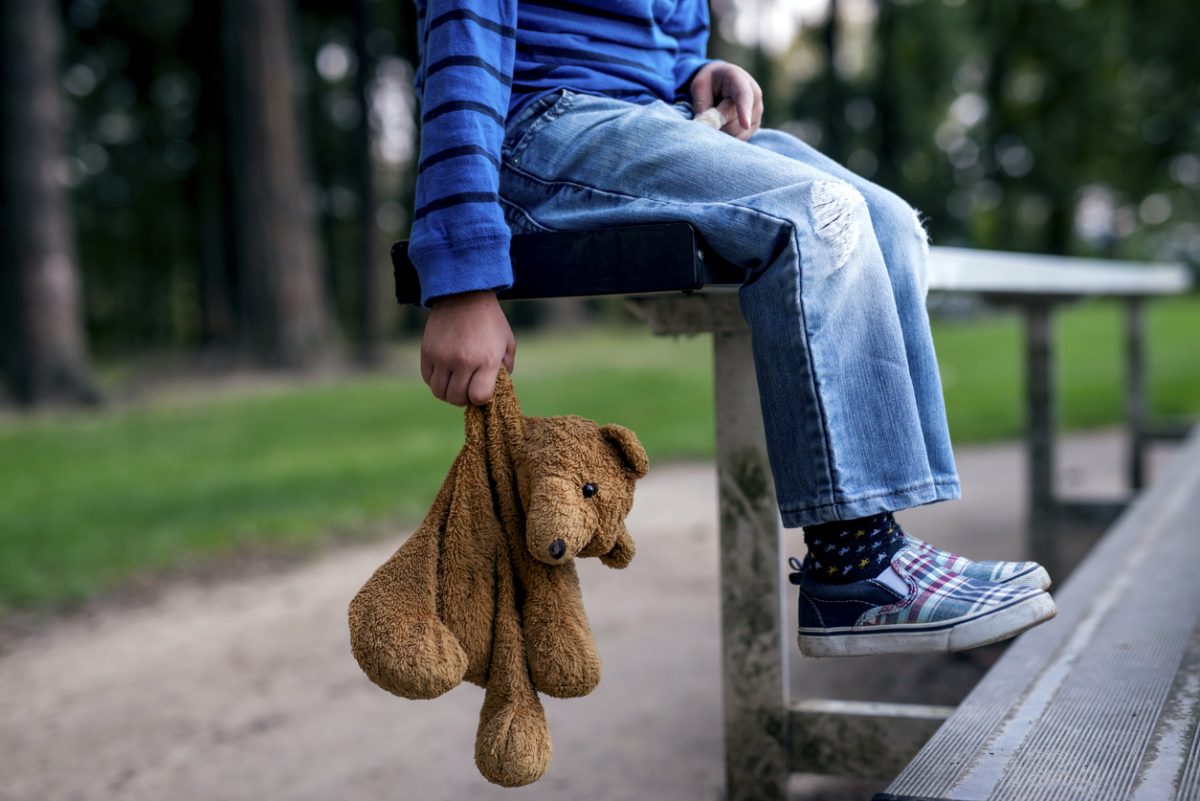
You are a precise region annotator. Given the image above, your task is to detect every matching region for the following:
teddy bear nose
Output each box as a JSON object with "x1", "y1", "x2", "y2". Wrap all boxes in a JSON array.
[{"x1": 548, "y1": 539, "x2": 567, "y2": 560}]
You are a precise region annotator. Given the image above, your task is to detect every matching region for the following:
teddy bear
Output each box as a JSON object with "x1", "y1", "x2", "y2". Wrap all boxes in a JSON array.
[{"x1": 347, "y1": 368, "x2": 648, "y2": 787}]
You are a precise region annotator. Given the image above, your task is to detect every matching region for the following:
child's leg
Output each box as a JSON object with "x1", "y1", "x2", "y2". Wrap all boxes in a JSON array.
[
  {"x1": 501, "y1": 92, "x2": 940, "y2": 525},
  {"x1": 744, "y1": 128, "x2": 1050, "y2": 579},
  {"x1": 500, "y1": 91, "x2": 1055, "y2": 655},
  {"x1": 746, "y1": 128, "x2": 957, "y2": 497}
]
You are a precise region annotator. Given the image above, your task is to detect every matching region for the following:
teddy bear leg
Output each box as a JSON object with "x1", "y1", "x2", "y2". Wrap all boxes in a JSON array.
[
  {"x1": 347, "y1": 524, "x2": 468, "y2": 699},
  {"x1": 520, "y1": 560, "x2": 602, "y2": 698},
  {"x1": 474, "y1": 571, "x2": 553, "y2": 786},
  {"x1": 474, "y1": 670, "x2": 553, "y2": 787}
]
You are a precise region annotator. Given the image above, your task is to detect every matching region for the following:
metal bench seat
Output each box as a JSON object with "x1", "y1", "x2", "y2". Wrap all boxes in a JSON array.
[{"x1": 391, "y1": 222, "x2": 745, "y2": 305}]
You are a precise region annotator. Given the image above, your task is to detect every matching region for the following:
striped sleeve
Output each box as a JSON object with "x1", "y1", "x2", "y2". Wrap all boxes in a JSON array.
[
  {"x1": 662, "y1": 0, "x2": 715, "y2": 100},
  {"x1": 408, "y1": 1, "x2": 518, "y2": 306}
]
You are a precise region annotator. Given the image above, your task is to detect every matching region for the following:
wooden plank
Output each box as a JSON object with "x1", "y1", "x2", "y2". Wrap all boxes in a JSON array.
[{"x1": 877, "y1": 427, "x2": 1200, "y2": 801}]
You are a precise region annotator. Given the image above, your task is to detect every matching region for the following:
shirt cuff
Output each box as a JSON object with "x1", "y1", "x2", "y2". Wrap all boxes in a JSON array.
[{"x1": 409, "y1": 232, "x2": 514, "y2": 307}]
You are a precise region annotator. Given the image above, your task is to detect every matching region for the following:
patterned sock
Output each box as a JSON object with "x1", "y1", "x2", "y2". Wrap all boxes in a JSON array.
[{"x1": 802, "y1": 512, "x2": 906, "y2": 584}]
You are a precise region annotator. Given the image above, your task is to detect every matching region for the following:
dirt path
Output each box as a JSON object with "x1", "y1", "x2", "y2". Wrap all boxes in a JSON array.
[{"x1": 0, "y1": 432, "x2": 1172, "y2": 801}]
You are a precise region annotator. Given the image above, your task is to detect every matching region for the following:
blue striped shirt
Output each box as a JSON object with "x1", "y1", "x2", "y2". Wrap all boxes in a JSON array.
[{"x1": 408, "y1": 0, "x2": 714, "y2": 305}]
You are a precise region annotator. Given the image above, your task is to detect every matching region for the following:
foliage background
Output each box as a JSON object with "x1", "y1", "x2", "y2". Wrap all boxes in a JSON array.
[{"x1": 50, "y1": 0, "x2": 1200, "y2": 356}]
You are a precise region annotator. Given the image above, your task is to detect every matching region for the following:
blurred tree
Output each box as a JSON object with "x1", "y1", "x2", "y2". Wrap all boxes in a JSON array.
[
  {"x1": 296, "y1": 0, "x2": 423, "y2": 344},
  {"x1": 220, "y1": 0, "x2": 333, "y2": 367},
  {"x1": 759, "y1": 0, "x2": 1198, "y2": 264},
  {"x1": 0, "y1": 0, "x2": 96, "y2": 405},
  {"x1": 22, "y1": 0, "x2": 1191, "y2": 376},
  {"x1": 193, "y1": 0, "x2": 237, "y2": 349},
  {"x1": 352, "y1": 0, "x2": 383, "y2": 365},
  {"x1": 819, "y1": 0, "x2": 847, "y2": 165}
]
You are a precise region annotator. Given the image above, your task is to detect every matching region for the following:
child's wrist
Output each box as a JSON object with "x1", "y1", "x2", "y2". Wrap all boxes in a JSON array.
[{"x1": 430, "y1": 290, "x2": 499, "y2": 309}]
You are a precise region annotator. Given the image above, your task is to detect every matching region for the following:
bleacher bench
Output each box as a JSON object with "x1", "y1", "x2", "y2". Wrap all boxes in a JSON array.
[{"x1": 876, "y1": 425, "x2": 1200, "y2": 801}]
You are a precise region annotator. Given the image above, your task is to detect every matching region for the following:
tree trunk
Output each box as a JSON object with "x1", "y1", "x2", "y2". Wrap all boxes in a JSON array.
[
  {"x1": 353, "y1": 0, "x2": 385, "y2": 366},
  {"x1": 192, "y1": 0, "x2": 238, "y2": 351},
  {"x1": 821, "y1": 0, "x2": 846, "y2": 164},
  {"x1": 221, "y1": 0, "x2": 332, "y2": 367},
  {"x1": 0, "y1": 0, "x2": 97, "y2": 406},
  {"x1": 873, "y1": 0, "x2": 898, "y2": 188}
]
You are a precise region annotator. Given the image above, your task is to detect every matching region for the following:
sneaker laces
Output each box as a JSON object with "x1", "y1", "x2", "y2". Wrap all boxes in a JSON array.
[{"x1": 787, "y1": 556, "x2": 804, "y2": 585}]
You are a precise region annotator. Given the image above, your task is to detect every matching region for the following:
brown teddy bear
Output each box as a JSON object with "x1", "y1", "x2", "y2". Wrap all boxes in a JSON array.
[{"x1": 347, "y1": 369, "x2": 648, "y2": 787}]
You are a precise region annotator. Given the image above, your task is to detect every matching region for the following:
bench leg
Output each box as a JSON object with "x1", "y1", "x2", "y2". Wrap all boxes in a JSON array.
[
  {"x1": 1023, "y1": 303, "x2": 1059, "y2": 576},
  {"x1": 1125, "y1": 297, "x2": 1148, "y2": 491},
  {"x1": 713, "y1": 329, "x2": 790, "y2": 801}
]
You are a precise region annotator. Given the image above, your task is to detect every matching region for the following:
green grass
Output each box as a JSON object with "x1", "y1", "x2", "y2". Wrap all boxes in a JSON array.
[
  {"x1": 0, "y1": 330, "x2": 712, "y2": 613},
  {"x1": 934, "y1": 295, "x2": 1200, "y2": 442},
  {"x1": 1, "y1": 297, "x2": 1197, "y2": 613}
]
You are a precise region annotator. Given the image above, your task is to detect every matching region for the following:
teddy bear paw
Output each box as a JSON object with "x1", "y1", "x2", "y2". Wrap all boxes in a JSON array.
[
  {"x1": 525, "y1": 627, "x2": 601, "y2": 698},
  {"x1": 475, "y1": 703, "x2": 553, "y2": 787},
  {"x1": 353, "y1": 618, "x2": 468, "y2": 700}
]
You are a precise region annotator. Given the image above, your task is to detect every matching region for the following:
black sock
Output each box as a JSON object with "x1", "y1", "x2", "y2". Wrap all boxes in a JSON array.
[{"x1": 802, "y1": 512, "x2": 905, "y2": 583}]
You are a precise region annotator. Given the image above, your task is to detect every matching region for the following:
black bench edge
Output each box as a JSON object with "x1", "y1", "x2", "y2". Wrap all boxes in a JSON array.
[{"x1": 391, "y1": 222, "x2": 745, "y2": 306}]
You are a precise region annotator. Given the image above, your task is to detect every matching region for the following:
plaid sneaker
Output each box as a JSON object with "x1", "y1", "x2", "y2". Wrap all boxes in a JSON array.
[
  {"x1": 790, "y1": 546, "x2": 1057, "y2": 658},
  {"x1": 904, "y1": 534, "x2": 1052, "y2": 590}
]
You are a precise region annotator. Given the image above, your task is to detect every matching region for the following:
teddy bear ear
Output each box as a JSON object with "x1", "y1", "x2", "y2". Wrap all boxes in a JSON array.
[
  {"x1": 599, "y1": 524, "x2": 635, "y2": 569},
  {"x1": 600, "y1": 424, "x2": 649, "y2": 479}
]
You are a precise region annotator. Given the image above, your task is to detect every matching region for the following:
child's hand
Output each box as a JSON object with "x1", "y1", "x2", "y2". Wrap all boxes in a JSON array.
[
  {"x1": 421, "y1": 291, "x2": 516, "y2": 406},
  {"x1": 689, "y1": 61, "x2": 763, "y2": 141}
]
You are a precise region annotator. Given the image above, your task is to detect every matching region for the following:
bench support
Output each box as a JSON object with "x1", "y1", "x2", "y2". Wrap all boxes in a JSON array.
[
  {"x1": 1017, "y1": 296, "x2": 1193, "y2": 574},
  {"x1": 1125, "y1": 297, "x2": 1148, "y2": 491},
  {"x1": 713, "y1": 326, "x2": 790, "y2": 801},
  {"x1": 629, "y1": 292, "x2": 959, "y2": 800},
  {"x1": 1022, "y1": 303, "x2": 1060, "y2": 574},
  {"x1": 790, "y1": 700, "x2": 953, "y2": 778}
]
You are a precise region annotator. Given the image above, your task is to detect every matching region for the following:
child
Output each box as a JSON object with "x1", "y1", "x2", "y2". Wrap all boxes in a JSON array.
[{"x1": 410, "y1": 0, "x2": 1056, "y2": 656}]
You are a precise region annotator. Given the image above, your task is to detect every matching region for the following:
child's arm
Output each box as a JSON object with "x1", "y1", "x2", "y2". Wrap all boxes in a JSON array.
[
  {"x1": 410, "y1": 0, "x2": 518, "y2": 406},
  {"x1": 662, "y1": 0, "x2": 717, "y2": 102},
  {"x1": 688, "y1": 61, "x2": 764, "y2": 141},
  {"x1": 661, "y1": 1, "x2": 761, "y2": 140},
  {"x1": 422, "y1": 290, "x2": 515, "y2": 407},
  {"x1": 408, "y1": 0, "x2": 518, "y2": 306}
]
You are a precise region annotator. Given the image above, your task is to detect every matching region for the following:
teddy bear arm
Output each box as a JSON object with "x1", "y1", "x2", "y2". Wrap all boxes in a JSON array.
[
  {"x1": 517, "y1": 559, "x2": 602, "y2": 698},
  {"x1": 347, "y1": 522, "x2": 468, "y2": 699},
  {"x1": 433, "y1": 500, "x2": 507, "y2": 686}
]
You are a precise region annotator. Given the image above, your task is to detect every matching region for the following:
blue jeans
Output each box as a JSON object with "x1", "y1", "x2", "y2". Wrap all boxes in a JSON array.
[{"x1": 499, "y1": 89, "x2": 961, "y2": 527}]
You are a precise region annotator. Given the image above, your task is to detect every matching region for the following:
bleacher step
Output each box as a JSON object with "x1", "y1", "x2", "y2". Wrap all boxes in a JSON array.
[{"x1": 877, "y1": 427, "x2": 1200, "y2": 801}]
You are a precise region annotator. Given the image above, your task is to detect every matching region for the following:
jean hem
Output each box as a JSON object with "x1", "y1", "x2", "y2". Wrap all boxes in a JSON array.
[{"x1": 779, "y1": 478, "x2": 961, "y2": 528}]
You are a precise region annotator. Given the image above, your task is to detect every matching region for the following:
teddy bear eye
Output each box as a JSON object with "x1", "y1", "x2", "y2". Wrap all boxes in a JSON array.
[{"x1": 582, "y1": 482, "x2": 597, "y2": 499}]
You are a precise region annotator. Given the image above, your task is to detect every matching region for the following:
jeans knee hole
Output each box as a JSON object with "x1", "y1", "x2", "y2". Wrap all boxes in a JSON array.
[{"x1": 811, "y1": 181, "x2": 866, "y2": 270}]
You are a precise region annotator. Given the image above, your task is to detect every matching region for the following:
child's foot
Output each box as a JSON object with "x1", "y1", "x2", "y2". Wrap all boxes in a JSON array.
[
  {"x1": 902, "y1": 534, "x2": 1052, "y2": 590},
  {"x1": 789, "y1": 545, "x2": 1057, "y2": 658}
]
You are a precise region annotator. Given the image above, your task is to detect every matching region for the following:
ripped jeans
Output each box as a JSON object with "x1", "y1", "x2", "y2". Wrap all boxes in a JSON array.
[{"x1": 499, "y1": 89, "x2": 960, "y2": 527}]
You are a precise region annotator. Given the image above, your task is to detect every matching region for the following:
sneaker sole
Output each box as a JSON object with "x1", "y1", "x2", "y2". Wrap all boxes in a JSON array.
[{"x1": 797, "y1": 591, "x2": 1057, "y2": 658}]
